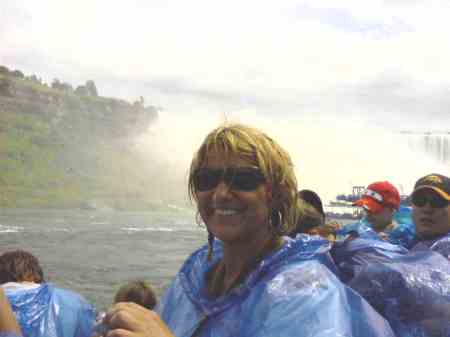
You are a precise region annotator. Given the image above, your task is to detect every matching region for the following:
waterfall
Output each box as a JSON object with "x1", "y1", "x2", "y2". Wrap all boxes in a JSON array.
[{"x1": 403, "y1": 132, "x2": 450, "y2": 165}]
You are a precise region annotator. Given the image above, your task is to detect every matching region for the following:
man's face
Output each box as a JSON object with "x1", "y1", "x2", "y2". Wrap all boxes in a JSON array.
[
  {"x1": 412, "y1": 189, "x2": 450, "y2": 240},
  {"x1": 365, "y1": 207, "x2": 395, "y2": 232}
]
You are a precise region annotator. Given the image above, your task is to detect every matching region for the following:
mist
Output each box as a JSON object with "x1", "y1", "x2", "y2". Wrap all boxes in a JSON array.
[
  {"x1": 133, "y1": 109, "x2": 449, "y2": 206},
  {"x1": 3, "y1": 0, "x2": 450, "y2": 208}
]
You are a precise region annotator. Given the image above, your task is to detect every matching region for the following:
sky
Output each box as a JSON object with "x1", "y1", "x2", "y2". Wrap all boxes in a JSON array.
[{"x1": 2, "y1": 0, "x2": 450, "y2": 202}]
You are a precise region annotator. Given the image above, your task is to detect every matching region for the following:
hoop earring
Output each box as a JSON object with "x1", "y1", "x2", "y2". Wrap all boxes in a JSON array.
[{"x1": 270, "y1": 209, "x2": 284, "y2": 235}]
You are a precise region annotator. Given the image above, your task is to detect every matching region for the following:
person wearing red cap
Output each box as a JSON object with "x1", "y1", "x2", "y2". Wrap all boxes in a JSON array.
[
  {"x1": 353, "y1": 181, "x2": 400, "y2": 233},
  {"x1": 332, "y1": 175, "x2": 450, "y2": 336},
  {"x1": 338, "y1": 181, "x2": 415, "y2": 247}
]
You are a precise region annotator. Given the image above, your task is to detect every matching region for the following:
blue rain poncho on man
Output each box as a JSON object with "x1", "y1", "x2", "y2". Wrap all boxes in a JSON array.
[
  {"x1": 332, "y1": 236, "x2": 450, "y2": 337},
  {"x1": 410, "y1": 233, "x2": 450, "y2": 257},
  {"x1": 337, "y1": 206, "x2": 415, "y2": 248},
  {"x1": 157, "y1": 235, "x2": 395, "y2": 337},
  {"x1": 4, "y1": 282, "x2": 96, "y2": 337}
]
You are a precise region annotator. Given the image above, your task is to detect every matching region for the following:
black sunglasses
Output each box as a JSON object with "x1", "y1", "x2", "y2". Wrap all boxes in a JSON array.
[
  {"x1": 193, "y1": 167, "x2": 266, "y2": 192},
  {"x1": 412, "y1": 193, "x2": 449, "y2": 208}
]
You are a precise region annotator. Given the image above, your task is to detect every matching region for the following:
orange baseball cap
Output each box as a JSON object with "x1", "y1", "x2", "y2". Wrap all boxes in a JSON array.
[{"x1": 353, "y1": 181, "x2": 400, "y2": 214}]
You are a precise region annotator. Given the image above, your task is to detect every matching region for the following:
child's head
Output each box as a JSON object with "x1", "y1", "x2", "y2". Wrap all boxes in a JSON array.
[{"x1": 114, "y1": 280, "x2": 157, "y2": 310}]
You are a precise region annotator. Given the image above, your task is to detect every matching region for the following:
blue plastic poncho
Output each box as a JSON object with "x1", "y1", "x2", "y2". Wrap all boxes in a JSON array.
[
  {"x1": 4, "y1": 283, "x2": 96, "y2": 337},
  {"x1": 331, "y1": 236, "x2": 408, "y2": 283},
  {"x1": 411, "y1": 233, "x2": 450, "y2": 258},
  {"x1": 156, "y1": 235, "x2": 395, "y2": 337},
  {"x1": 337, "y1": 206, "x2": 415, "y2": 248},
  {"x1": 332, "y1": 237, "x2": 450, "y2": 337}
]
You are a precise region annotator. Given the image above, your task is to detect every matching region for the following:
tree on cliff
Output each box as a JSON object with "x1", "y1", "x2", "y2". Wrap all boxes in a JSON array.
[
  {"x1": 51, "y1": 78, "x2": 61, "y2": 89},
  {"x1": 26, "y1": 75, "x2": 42, "y2": 84},
  {"x1": 75, "y1": 81, "x2": 98, "y2": 97},
  {"x1": 52, "y1": 79, "x2": 73, "y2": 92},
  {"x1": 85, "y1": 80, "x2": 98, "y2": 97},
  {"x1": 0, "y1": 66, "x2": 9, "y2": 75},
  {"x1": 10, "y1": 70, "x2": 24, "y2": 79},
  {"x1": 75, "y1": 85, "x2": 88, "y2": 96}
]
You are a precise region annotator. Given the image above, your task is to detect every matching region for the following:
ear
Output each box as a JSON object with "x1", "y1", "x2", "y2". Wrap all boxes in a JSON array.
[{"x1": 265, "y1": 185, "x2": 273, "y2": 202}]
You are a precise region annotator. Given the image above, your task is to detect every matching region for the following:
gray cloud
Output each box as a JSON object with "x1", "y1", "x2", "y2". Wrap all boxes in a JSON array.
[
  {"x1": 290, "y1": 4, "x2": 413, "y2": 37},
  {"x1": 352, "y1": 74, "x2": 450, "y2": 127}
]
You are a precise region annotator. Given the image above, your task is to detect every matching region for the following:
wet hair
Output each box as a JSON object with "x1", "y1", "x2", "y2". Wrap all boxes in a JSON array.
[
  {"x1": 0, "y1": 250, "x2": 44, "y2": 284},
  {"x1": 188, "y1": 123, "x2": 299, "y2": 235},
  {"x1": 114, "y1": 280, "x2": 157, "y2": 310},
  {"x1": 289, "y1": 199, "x2": 325, "y2": 237}
]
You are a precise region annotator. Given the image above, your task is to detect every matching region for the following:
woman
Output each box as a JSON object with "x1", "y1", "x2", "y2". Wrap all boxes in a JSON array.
[{"x1": 101, "y1": 123, "x2": 394, "y2": 337}]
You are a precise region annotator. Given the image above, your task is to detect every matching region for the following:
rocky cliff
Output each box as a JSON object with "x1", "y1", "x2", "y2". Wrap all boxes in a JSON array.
[{"x1": 0, "y1": 67, "x2": 183, "y2": 210}]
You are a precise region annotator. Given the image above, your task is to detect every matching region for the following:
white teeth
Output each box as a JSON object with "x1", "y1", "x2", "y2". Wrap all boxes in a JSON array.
[{"x1": 215, "y1": 209, "x2": 238, "y2": 215}]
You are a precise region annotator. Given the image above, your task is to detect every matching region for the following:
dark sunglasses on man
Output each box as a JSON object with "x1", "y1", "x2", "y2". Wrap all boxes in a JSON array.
[
  {"x1": 412, "y1": 192, "x2": 449, "y2": 208},
  {"x1": 193, "y1": 167, "x2": 266, "y2": 192}
]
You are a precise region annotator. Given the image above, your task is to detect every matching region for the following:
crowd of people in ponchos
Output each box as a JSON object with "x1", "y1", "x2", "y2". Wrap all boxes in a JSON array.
[{"x1": 0, "y1": 123, "x2": 449, "y2": 337}]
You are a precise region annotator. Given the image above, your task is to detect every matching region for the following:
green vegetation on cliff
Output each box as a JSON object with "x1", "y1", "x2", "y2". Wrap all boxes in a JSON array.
[{"x1": 0, "y1": 65, "x2": 184, "y2": 210}]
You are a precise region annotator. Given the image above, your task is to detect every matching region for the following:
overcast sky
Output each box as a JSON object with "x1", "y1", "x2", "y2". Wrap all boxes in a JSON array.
[{"x1": 2, "y1": 0, "x2": 449, "y2": 200}]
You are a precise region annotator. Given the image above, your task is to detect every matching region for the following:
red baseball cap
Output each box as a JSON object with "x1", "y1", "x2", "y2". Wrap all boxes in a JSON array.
[{"x1": 353, "y1": 181, "x2": 401, "y2": 213}]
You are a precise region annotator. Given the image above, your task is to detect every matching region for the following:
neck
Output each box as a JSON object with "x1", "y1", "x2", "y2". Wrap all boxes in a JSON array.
[
  {"x1": 371, "y1": 221, "x2": 395, "y2": 233},
  {"x1": 221, "y1": 231, "x2": 274, "y2": 280},
  {"x1": 207, "y1": 228, "x2": 283, "y2": 297}
]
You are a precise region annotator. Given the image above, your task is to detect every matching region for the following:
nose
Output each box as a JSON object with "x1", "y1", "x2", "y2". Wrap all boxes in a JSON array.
[
  {"x1": 421, "y1": 202, "x2": 434, "y2": 214},
  {"x1": 212, "y1": 180, "x2": 232, "y2": 201}
]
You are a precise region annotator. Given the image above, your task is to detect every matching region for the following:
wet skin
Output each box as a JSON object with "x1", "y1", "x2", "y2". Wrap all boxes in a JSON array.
[
  {"x1": 195, "y1": 151, "x2": 273, "y2": 245},
  {"x1": 365, "y1": 207, "x2": 395, "y2": 232},
  {"x1": 413, "y1": 189, "x2": 450, "y2": 240}
]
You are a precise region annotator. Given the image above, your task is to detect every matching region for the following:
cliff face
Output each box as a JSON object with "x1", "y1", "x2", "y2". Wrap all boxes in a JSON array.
[
  {"x1": 0, "y1": 74, "x2": 157, "y2": 139},
  {"x1": 0, "y1": 71, "x2": 180, "y2": 210}
]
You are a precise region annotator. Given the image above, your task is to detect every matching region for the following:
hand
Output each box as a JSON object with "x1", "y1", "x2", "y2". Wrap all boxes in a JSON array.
[
  {"x1": 326, "y1": 221, "x2": 342, "y2": 230},
  {"x1": 99, "y1": 302, "x2": 174, "y2": 337},
  {"x1": 378, "y1": 232, "x2": 389, "y2": 241}
]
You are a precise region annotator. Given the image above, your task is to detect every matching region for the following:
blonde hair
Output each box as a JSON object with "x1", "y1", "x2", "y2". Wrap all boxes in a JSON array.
[{"x1": 188, "y1": 123, "x2": 298, "y2": 235}]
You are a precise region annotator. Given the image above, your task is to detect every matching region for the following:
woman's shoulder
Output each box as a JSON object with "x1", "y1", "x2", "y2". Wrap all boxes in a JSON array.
[{"x1": 257, "y1": 237, "x2": 340, "y2": 296}]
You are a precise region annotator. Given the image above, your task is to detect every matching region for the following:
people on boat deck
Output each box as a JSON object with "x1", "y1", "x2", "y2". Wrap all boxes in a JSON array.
[
  {"x1": 289, "y1": 195, "x2": 324, "y2": 237},
  {"x1": 114, "y1": 280, "x2": 157, "y2": 310},
  {"x1": 98, "y1": 123, "x2": 395, "y2": 337},
  {"x1": 290, "y1": 190, "x2": 342, "y2": 240},
  {"x1": 332, "y1": 173, "x2": 450, "y2": 337},
  {"x1": 338, "y1": 180, "x2": 415, "y2": 247},
  {"x1": 0, "y1": 250, "x2": 96, "y2": 337}
]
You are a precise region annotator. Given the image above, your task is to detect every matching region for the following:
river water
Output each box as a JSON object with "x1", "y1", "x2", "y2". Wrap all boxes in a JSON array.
[{"x1": 0, "y1": 208, "x2": 205, "y2": 310}]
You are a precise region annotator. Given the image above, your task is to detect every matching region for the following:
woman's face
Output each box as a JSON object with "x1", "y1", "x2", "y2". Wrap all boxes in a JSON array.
[{"x1": 195, "y1": 150, "x2": 272, "y2": 244}]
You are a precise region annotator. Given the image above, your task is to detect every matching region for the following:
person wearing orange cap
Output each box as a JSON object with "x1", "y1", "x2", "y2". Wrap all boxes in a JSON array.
[
  {"x1": 353, "y1": 181, "x2": 401, "y2": 233},
  {"x1": 338, "y1": 181, "x2": 414, "y2": 247},
  {"x1": 333, "y1": 174, "x2": 450, "y2": 336}
]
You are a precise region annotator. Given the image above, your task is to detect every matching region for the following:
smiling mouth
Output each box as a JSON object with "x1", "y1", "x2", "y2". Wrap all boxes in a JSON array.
[
  {"x1": 420, "y1": 218, "x2": 433, "y2": 225},
  {"x1": 215, "y1": 209, "x2": 239, "y2": 216}
]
